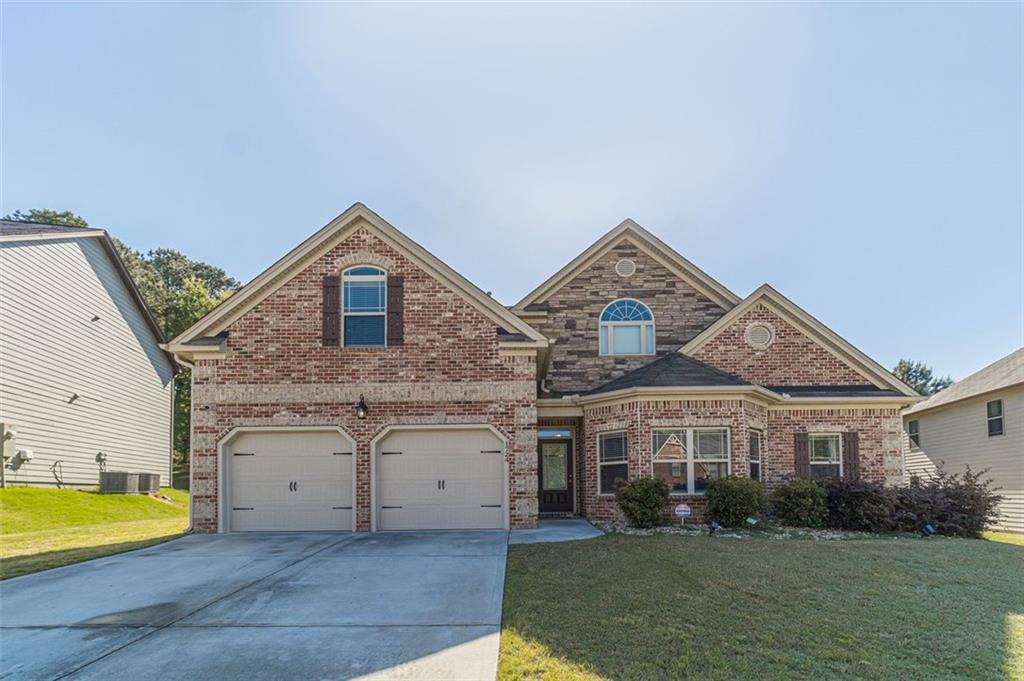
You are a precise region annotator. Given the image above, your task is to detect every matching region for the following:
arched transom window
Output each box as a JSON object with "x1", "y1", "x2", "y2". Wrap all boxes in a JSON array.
[
  {"x1": 343, "y1": 266, "x2": 386, "y2": 347},
  {"x1": 599, "y1": 299, "x2": 655, "y2": 356}
]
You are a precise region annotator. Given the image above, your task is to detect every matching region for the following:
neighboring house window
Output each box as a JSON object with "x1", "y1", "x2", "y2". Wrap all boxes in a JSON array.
[
  {"x1": 808, "y1": 434, "x2": 842, "y2": 479},
  {"x1": 598, "y1": 432, "x2": 628, "y2": 494},
  {"x1": 652, "y1": 430, "x2": 688, "y2": 494},
  {"x1": 749, "y1": 430, "x2": 762, "y2": 481},
  {"x1": 652, "y1": 428, "x2": 731, "y2": 494},
  {"x1": 599, "y1": 299, "x2": 655, "y2": 355},
  {"x1": 987, "y1": 400, "x2": 1004, "y2": 436},
  {"x1": 908, "y1": 420, "x2": 920, "y2": 449},
  {"x1": 343, "y1": 266, "x2": 386, "y2": 347}
]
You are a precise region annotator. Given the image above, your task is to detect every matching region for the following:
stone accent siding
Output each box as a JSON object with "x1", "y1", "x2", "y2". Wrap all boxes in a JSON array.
[
  {"x1": 692, "y1": 304, "x2": 869, "y2": 386},
  {"x1": 525, "y1": 238, "x2": 728, "y2": 394},
  {"x1": 189, "y1": 224, "x2": 537, "y2": 532}
]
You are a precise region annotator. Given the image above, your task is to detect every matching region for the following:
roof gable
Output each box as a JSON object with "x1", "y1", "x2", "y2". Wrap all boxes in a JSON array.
[
  {"x1": 905, "y1": 347, "x2": 1024, "y2": 415},
  {"x1": 0, "y1": 220, "x2": 171, "y2": 363},
  {"x1": 681, "y1": 284, "x2": 918, "y2": 397},
  {"x1": 168, "y1": 204, "x2": 547, "y2": 347},
  {"x1": 513, "y1": 219, "x2": 740, "y2": 312}
]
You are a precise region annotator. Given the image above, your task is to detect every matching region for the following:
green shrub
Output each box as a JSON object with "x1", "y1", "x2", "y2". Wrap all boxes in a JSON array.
[
  {"x1": 706, "y1": 477, "x2": 765, "y2": 527},
  {"x1": 615, "y1": 476, "x2": 670, "y2": 528},
  {"x1": 824, "y1": 479, "x2": 897, "y2": 533},
  {"x1": 895, "y1": 465, "x2": 1002, "y2": 537},
  {"x1": 771, "y1": 479, "x2": 828, "y2": 528}
]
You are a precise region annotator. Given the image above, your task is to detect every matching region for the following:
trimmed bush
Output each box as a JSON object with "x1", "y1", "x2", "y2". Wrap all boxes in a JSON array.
[
  {"x1": 615, "y1": 476, "x2": 670, "y2": 528},
  {"x1": 771, "y1": 479, "x2": 828, "y2": 528},
  {"x1": 824, "y1": 479, "x2": 897, "y2": 533},
  {"x1": 895, "y1": 465, "x2": 1002, "y2": 537},
  {"x1": 707, "y1": 477, "x2": 764, "y2": 527}
]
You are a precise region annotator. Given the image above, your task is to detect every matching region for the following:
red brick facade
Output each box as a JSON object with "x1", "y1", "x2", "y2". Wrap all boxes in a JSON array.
[
  {"x1": 188, "y1": 225, "x2": 537, "y2": 532},
  {"x1": 691, "y1": 303, "x2": 869, "y2": 386},
  {"x1": 181, "y1": 212, "x2": 912, "y2": 533}
]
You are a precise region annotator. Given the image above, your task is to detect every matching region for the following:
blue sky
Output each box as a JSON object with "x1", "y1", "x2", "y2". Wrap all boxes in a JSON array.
[{"x1": 3, "y1": 2, "x2": 1021, "y2": 380}]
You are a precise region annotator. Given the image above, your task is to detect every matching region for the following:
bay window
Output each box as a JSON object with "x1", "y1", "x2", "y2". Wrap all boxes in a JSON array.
[
  {"x1": 652, "y1": 428, "x2": 731, "y2": 494},
  {"x1": 598, "y1": 432, "x2": 628, "y2": 495}
]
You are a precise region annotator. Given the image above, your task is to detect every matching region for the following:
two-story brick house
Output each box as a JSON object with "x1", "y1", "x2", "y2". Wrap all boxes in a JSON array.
[{"x1": 166, "y1": 204, "x2": 920, "y2": 532}]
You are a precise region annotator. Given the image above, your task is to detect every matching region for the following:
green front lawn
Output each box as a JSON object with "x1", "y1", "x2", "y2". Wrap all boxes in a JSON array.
[
  {"x1": 500, "y1": 532, "x2": 1024, "y2": 680},
  {"x1": 0, "y1": 487, "x2": 189, "y2": 579}
]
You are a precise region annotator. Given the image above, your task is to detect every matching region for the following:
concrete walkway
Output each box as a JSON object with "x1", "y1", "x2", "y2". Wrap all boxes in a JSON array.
[
  {"x1": 508, "y1": 519, "x2": 604, "y2": 544},
  {"x1": 0, "y1": 531, "x2": 507, "y2": 680}
]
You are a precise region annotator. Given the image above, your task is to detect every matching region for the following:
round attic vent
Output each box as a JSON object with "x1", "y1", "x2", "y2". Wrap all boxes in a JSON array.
[
  {"x1": 615, "y1": 258, "x2": 636, "y2": 277},
  {"x1": 745, "y1": 323, "x2": 774, "y2": 350}
]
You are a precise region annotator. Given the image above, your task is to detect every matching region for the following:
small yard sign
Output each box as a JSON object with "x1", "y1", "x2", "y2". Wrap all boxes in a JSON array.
[{"x1": 674, "y1": 504, "x2": 691, "y2": 526}]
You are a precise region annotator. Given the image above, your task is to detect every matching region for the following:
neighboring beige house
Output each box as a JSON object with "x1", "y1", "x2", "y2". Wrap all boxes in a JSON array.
[
  {"x1": 0, "y1": 221, "x2": 176, "y2": 488},
  {"x1": 903, "y1": 348, "x2": 1024, "y2": 533}
]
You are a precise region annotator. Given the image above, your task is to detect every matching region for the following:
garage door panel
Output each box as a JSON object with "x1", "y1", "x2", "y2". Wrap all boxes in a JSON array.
[
  {"x1": 379, "y1": 504, "x2": 503, "y2": 531},
  {"x1": 229, "y1": 431, "x2": 353, "y2": 532},
  {"x1": 440, "y1": 478, "x2": 504, "y2": 505},
  {"x1": 233, "y1": 507, "x2": 353, "y2": 533},
  {"x1": 377, "y1": 429, "x2": 505, "y2": 531},
  {"x1": 231, "y1": 455, "x2": 349, "y2": 481}
]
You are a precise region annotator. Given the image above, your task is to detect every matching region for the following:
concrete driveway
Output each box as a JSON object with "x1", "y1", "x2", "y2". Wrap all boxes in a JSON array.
[{"x1": 0, "y1": 531, "x2": 508, "y2": 680}]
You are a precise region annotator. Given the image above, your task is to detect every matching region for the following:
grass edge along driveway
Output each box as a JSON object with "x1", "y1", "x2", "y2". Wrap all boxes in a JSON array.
[
  {"x1": 499, "y1": 532, "x2": 1024, "y2": 681},
  {"x1": 0, "y1": 487, "x2": 189, "y2": 579}
]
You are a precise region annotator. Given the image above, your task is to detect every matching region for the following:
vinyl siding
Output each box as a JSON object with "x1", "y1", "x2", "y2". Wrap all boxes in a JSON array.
[
  {"x1": 902, "y1": 387, "x2": 1024, "y2": 533},
  {"x1": 0, "y1": 236, "x2": 173, "y2": 487}
]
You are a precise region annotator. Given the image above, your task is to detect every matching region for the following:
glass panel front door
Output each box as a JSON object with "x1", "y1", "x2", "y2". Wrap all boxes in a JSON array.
[
  {"x1": 542, "y1": 444, "x2": 568, "y2": 490},
  {"x1": 538, "y1": 439, "x2": 573, "y2": 513}
]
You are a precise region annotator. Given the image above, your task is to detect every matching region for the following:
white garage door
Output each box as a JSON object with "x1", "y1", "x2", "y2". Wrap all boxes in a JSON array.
[
  {"x1": 228, "y1": 430, "x2": 353, "y2": 532},
  {"x1": 377, "y1": 428, "x2": 505, "y2": 531}
]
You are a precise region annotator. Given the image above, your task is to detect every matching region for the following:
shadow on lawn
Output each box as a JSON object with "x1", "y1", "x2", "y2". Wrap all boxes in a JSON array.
[
  {"x1": 500, "y1": 534, "x2": 1024, "y2": 681},
  {"x1": 0, "y1": 533, "x2": 184, "y2": 580}
]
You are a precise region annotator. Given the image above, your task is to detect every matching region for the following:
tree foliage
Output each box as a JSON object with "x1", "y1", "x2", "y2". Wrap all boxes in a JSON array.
[
  {"x1": 3, "y1": 208, "x2": 90, "y2": 227},
  {"x1": 892, "y1": 359, "x2": 954, "y2": 396},
  {"x1": 4, "y1": 209, "x2": 240, "y2": 473}
]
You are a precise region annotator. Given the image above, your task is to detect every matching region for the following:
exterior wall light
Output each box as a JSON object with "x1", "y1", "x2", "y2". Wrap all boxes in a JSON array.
[{"x1": 355, "y1": 395, "x2": 369, "y2": 420}]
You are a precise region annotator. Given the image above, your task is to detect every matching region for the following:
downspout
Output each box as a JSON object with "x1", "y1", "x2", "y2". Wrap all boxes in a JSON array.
[{"x1": 175, "y1": 355, "x2": 196, "y2": 534}]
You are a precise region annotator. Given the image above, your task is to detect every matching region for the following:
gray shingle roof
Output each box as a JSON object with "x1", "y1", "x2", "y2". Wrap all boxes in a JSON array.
[
  {"x1": 0, "y1": 220, "x2": 102, "y2": 238},
  {"x1": 585, "y1": 352, "x2": 747, "y2": 395},
  {"x1": 905, "y1": 347, "x2": 1024, "y2": 415},
  {"x1": 766, "y1": 385, "x2": 905, "y2": 398}
]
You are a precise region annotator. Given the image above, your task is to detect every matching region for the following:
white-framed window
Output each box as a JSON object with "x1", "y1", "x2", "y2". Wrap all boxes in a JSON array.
[
  {"x1": 987, "y1": 400, "x2": 1004, "y2": 437},
  {"x1": 598, "y1": 432, "x2": 628, "y2": 495},
  {"x1": 908, "y1": 420, "x2": 920, "y2": 449},
  {"x1": 652, "y1": 428, "x2": 731, "y2": 494},
  {"x1": 599, "y1": 299, "x2": 655, "y2": 356},
  {"x1": 809, "y1": 434, "x2": 842, "y2": 479},
  {"x1": 749, "y1": 430, "x2": 762, "y2": 481},
  {"x1": 342, "y1": 266, "x2": 386, "y2": 347}
]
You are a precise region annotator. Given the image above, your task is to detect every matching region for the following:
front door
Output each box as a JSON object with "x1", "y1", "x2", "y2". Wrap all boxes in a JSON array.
[{"x1": 538, "y1": 440, "x2": 573, "y2": 513}]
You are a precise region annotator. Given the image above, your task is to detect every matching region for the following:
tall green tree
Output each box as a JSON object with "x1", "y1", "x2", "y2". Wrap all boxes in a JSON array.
[
  {"x1": 4, "y1": 209, "x2": 240, "y2": 476},
  {"x1": 893, "y1": 359, "x2": 954, "y2": 396},
  {"x1": 3, "y1": 208, "x2": 89, "y2": 227}
]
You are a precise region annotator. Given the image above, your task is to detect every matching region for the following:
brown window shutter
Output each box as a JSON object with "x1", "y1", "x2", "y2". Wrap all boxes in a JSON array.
[
  {"x1": 842, "y1": 432, "x2": 860, "y2": 480},
  {"x1": 322, "y1": 275, "x2": 340, "y2": 346},
  {"x1": 794, "y1": 432, "x2": 810, "y2": 478},
  {"x1": 386, "y1": 275, "x2": 404, "y2": 346}
]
